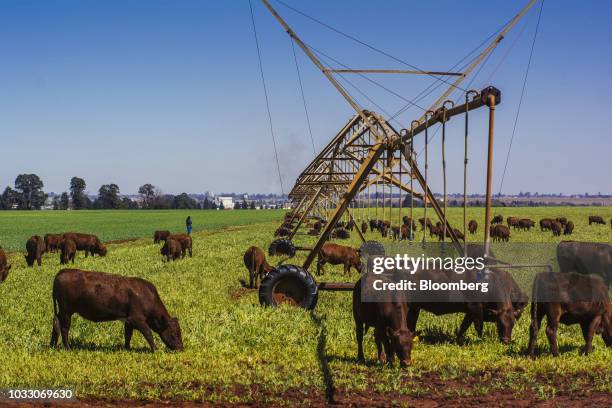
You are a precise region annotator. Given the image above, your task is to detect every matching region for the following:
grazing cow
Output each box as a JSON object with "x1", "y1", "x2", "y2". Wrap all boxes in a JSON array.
[
  {"x1": 539, "y1": 218, "x2": 554, "y2": 232},
  {"x1": 557, "y1": 241, "x2": 611, "y2": 287},
  {"x1": 62, "y1": 233, "x2": 107, "y2": 257},
  {"x1": 361, "y1": 221, "x2": 368, "y2": 235},
  {"x1": 353, "y1": 279, "x2": 414, "y2": 367},
  {"x1": 317, "y1": 243, "x2": 360, "y2": 276},
  {"x1": 243, "y1": 246, "x2": 273, "y2": 289},
  {"x1": 518, "y1": 218, "x2": 535, "y2": 231},
  {"x1": 0, "y1": 247, "x2": 10, "y2": 283},
  {"x1": 369, "y1": 219, "x2": 379, "y2": 233},
  {"x1": 346, "y1": 219, "x2": 355, "y2": 231},
  {"x1": 50, "y1": 269, "x2": 183, "y2": 351},
  {"x1": 154, "y1": 230, "x2": 171, "y2": 244},
  {"x1": 555, "y1": 217, "x2": 568, "y2": 227},
  {"x1": 418, "y1": 217, "x2": 433, "y2": 231},
  {"x1": 59, "y1": 239, "x2": 77, "y2": 265},
  {"x1": 391, "y1": 225, "x2": 400, "y2": 241},
  {"x1": 331, "y1": 228, "x2": 350, "y2": 240},
  {"x1": 490, "y1": 225, "x2": 510, "y2": 242},
  {"x1": 527, "y1": 272, "x2": 611, "y2": 357},
  {"x1": 167, "y1": 234, "x2": 193, "y2": 258},
  {"x1": 507, "y1": 216, "x2": 520, "y2": 230},
  {"x1": 400, "y1": 224, "x2": 414, "y2": 241},
  {"x1": 25, "y1": 235, "x2": 46, "y2": 267},
  {"x1": 406, "y1": 267, "x2": 523, "y2": 344},
  {"x1": 550, "y1": 221, "x2": 562, "y2": 236},
  {"x1": 402, "y1": 216, "x2": 417, "y2": 231},
  {"x1": 161, "y1": 238, "x2": 183, "y2": 262},
  {"x1": 563, "y1": 221, "x2": 574, "y2": 235},
  {"x1": 44, "y1": 234, "x2": 62, "y2": 253},
  {"x1": 274, "y1": 227, "x2": 291, "y2": 237},
  {"x1": 588, "y1": 215, "x2": 606, "y2": 225},
  {"x1": 468, "y1": 220, "x2": 478, "y2": 234},
  {"x1": 492, "y1": 215, "x2": 503, "y2": 224}
]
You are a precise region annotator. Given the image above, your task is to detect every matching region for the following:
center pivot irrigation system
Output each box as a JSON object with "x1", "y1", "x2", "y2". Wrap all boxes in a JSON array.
[{"x1": 255, "y1": 0, "x2": 541, "y2": 309}]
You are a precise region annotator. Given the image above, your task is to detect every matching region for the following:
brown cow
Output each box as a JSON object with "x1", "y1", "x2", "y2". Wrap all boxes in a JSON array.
[
  {"x1": 243, "y1": 246, "x2": 273, "y2": 289},
  {"x1": 507, "y1": 216, "x2": 520, "y2": 230},
  {"x1": 402, "y1": 216, "x2": 417, "y2": 231},
  {"x1": 518, "y1": 218, "x2": 535, "y2": 231},
  {"x1": 160, "y1": 238, "x2": 182, "y2": 262},
  {"x1": 391, "y1": 226, "x2": 400, "y2": 241},
  {"x1": 25, "y1": 235, "x2": 46, "y2": 267},
  {"x1": 492, "y1": 215, "x2": 503, "y2": 224},
  {"x1": 400, "y1": 224, "x2": 414, "y2": 241},
  {"x1": 353, "y1": 279, "x2": 414, "y2": 367},
  {"x1": 0, "y1": 247, "x2": 10, "y2": 283},
  {"x1": 563, "y1": 221, "x2": 574, "y2": 235},
  {"x1": 167, "y1": 234, "x2": 192, "y2": 258},
  {"x1": 468, "y1": 220, "x2": 478, "y2": 234},
  {"x1": 557, "y1": 241, "x2": 611, "y2": 287},
  {"x1": 44, "y1": 234, "x2": 62, "y2": 253},
  {"x1": 331, "y1": 228, "x2": 350, "y2": 240},
  {"x1": 59, "y1": 238, "x2": 77, "y2": 265},
  {"x1": 317, "y1": 243, "x2": 360, "y2": 276},
  {"x1": 418, "y1": 217, "x2": 433, "y2": 231},
  {"x1": 588, "y1": 215, "x2": 606, "y2": 225},
  {"x1": 154, "y1": 230, "x2": 171, "y2": 244},
  {"x1": 50, "y1": 269, "x2": 183, "y2": 351},
  {"x1": 490, "y1": 225, "x2": 510, "y2": 242},
  {"x1": 550, "y1": 221, "x2": 562, "y2": 236},
  {"x1": 555, "y1": 217, "x2": 568, "y2": 227},
  {"x1": 527, "y1": 272, "x2": 611, "y2": 357},
  {"x1": 62, "y1": 233, "x2": 107, "y2": 257},
  {"x1": 361, "y1": 221, "x2": 368, "y2": 234},
  {"x1": 540, "y1": 218, "x2": 554, "y2": 231}
]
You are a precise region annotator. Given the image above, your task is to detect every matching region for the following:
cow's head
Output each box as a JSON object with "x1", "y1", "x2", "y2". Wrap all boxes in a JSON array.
[
  {"x1": 158, "y1": 316, "x2": 184, "y2": 351},
  {"x1": 97, "y1": 244, "x2": 107, "y2": 257},
  {"x1": 386, "y1": 327, "x2": 415, "y2": 367},
  {"x1": 487, "y1": 305, "x2": 516, "y2": 345},
  {"x1": 24, "y1": 254, "x2": 35, "y2": 267}
]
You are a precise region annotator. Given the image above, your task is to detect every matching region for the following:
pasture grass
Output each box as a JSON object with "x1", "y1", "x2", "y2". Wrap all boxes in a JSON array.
[{"x1": 0, "y1": 207, "x2": 610, "y2": 403}]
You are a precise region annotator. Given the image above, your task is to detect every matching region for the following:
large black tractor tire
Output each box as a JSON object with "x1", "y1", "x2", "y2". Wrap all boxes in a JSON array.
[
  {"x1": 259, "y1": 264, "x2": 318, "y2": 310},
  {"x1": 268, "y1": 238, "x2": 296, "y2": 257}
]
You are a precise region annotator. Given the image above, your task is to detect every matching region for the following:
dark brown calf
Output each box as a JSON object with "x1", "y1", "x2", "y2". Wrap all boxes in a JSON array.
[
  {"x1": 361, "y1": 221, "x2": 368, "y2": 234},
  {"x1": 490, "y1": 225, "x2": 510, "y2": 242},
  {"x1": 154, "y1": 230, "x2": 171, "y2": 244},
  {"x1": 588, "y1": 215, "x2": 605, "y2": 225},
  {"x1": 418, "y1": 217, "x2": 433, "y2": 231},
  {"x1": 243, "y1": 246, "x2": 273, "y2": 289},
  {"x1": 62, "y1": 233, "x2": 107, "y2": 257},
  {"x1": 25, "y1": 235, "x2": 46, "y2": 267},
  {"x1": 51, "y1": 269, "x2": 183, "y2": 351},
  {"x1": 527, "y1": 272, "x2": 611, "y2": 357},
  {"x1": 518, "y1": 218, "x2": 535, "y2": 231},
  {"x1": 550, "y1": 221, "x2": 562, "y2": 236},
  {"x1": 468, "y1": 220, "x2": 478, "y2": 234},
  {"x1": 353, "y1": 279, "x2": 414, "y2": 367},
  {"x1": 492, "y1": 214, "x2": 503, "y2": 224},
  {"x1": 540, "y1": 218, "x2": 554, "y2": 231},
  {"x1": 331, "y1": 228, "x2": 350, "y2": 240},
  {"x1": 59, "y1": 239, "x2": 77, "y2": 265},
  {"x1": 563, "y1": 221, "x2": 574, "y2": 235},
  {"x1": 44, "y1": 234, "x2": 62, "y2": 253},
  {"x1": 167, "y1": 234, "x2": 193, "y2": 258},
  {"x1": 507, "y1": 216, "x2": 520, "y2": 230},
  {"x1": 160, "y1": 238, "x2": 182, "y2": 262},
  {"x1": 317, "y1": 243, "x2": 360, "y2": 276},
  {"x1": 0, "y1": 247, "x2": 10, "y2": 283}
]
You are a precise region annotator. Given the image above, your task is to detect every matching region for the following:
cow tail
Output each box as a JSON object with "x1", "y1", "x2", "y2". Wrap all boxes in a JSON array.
[
  {"x1": 530, "y1": 274, "x2": 539, "y2": 324},
  {"x1": 251, "y1": 250, "x2": 257, "y2": 282},
  {"x1": 52, "y1": 283, "x2": 61, "y2": 335}
]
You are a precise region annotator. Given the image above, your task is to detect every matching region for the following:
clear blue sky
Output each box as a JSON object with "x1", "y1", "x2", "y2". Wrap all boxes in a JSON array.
[{"x1": 0, "y1": 0, "x2": 610, "y2": 195}]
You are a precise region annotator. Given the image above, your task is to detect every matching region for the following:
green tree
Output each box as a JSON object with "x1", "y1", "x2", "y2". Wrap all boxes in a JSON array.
[
  {"x1": 173, "y1": 193, "x2": 198, "y2": 209},
  {"x1": 70, "y1": 177, "x2": 87, "y2": 209},
  {"x1": 0, "y1": 187, "x2": 17, "y2": 210},
  {"x1": 60, "y1": 192, "x2": 70, "y2": 210},
  {"x1": 96, "y1": 184, "x2": 121, "y2": 209},
  {"x1": 14, "y1": 174, "x2": 47, "y2": 210},
  {"x1": 138, "y1": 183, "x2": 156, "y2": 209},
  {"x1": 249, "y1": 201, "x2": 256, "y2": 210}
]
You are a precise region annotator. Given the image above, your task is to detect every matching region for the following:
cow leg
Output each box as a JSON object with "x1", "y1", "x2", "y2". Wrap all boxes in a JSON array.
[
  {"x1": 249, "y1": 269, "x2": 255, "y2": 289},
  {"x1": 344, "y1": 263, "x2": 349, "y2": 275},
  {"x1": 581, "y1": 316, "x2": 601, "y2": 355},
  {"x1": 130, "y1": 318, "x2": 157, "y2": 351},
  {"x1": 58, "y1": 314, "x2": 72, "y2": 350},
  {"x1": 545, "y1": 318, "x2": 560, "y2": 357},
  {"x1": 189, "y1": 246, "x2": 193, "y2": 257},
  {"x1": 356, "y1": 322, "x2": 365, "y2": 362},
  {"x1": 407, "y1": 308, "x2": 420, "y2": 333},
  {"x1": 527, "y1": 308, "x2": 545, "y2": 358},
  {"x1": 50, "y1": 316, "x2": 60, "y2": 348},
  {"x1": 316, "y1": 258, "x2": 325, "y2": 276},
  {"x1": 37, "y1": 255, "x2": 42, "y2": 266},
  {"x1": 457, "y1": 315, "x2": 473, "y2": 340},
  {"x1": 124, "y1": 322, "x2": 134, "y2": 349}
]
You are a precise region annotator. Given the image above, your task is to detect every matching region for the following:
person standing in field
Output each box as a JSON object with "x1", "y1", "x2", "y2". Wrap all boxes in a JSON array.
[{"x1": 186, "y1": 216, "x2": 192, "y2": 236}]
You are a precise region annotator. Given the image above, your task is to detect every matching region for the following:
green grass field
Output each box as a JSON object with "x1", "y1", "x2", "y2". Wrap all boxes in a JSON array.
[{"x1": 0, "y1": 208, "x2": 610, "y2": 405}]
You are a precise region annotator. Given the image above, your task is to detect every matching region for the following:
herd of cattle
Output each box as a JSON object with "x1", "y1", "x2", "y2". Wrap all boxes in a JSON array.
[
  {"x1": 0, "y1": 230, "x2": 194, "y2": 352},
  {"x1": 254, "y1": 212, "x2": 612, "y2": 366},
  {"x1": 275, "y1": 214, "x2": 611, "y2": 243},
  {"x1": 0, "y1": 214, "x2": 611, "y2": 364}
]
